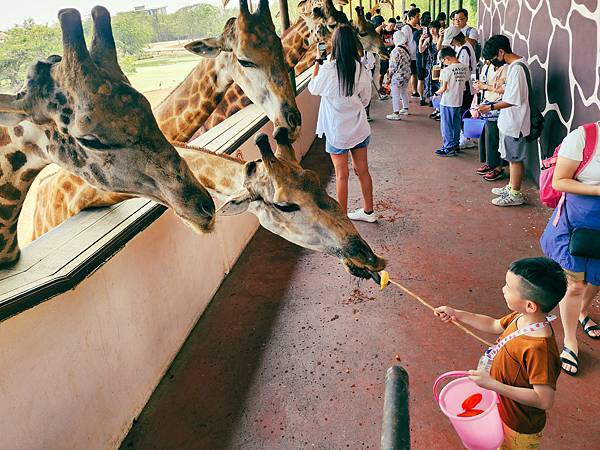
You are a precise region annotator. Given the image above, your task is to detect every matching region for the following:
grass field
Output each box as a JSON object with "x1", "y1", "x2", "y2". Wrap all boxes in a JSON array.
[{"x1": 127, "y1": 54, "x2": 199, "y2": 94}]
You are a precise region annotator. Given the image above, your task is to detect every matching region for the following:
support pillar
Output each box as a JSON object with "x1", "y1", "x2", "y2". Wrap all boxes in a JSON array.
[{"x1": 278, "y1": 0, "x2": 296, "y2": 94}]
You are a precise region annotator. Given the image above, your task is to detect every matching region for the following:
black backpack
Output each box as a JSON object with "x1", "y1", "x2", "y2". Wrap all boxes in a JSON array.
[{"x1": 513, "y1": 61, "x2": 544, "y2": 142}]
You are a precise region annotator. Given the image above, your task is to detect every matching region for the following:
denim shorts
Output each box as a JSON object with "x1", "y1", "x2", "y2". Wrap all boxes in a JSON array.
[{"x1": 326, "y1": 136, "x2": 371, "y2": 155}]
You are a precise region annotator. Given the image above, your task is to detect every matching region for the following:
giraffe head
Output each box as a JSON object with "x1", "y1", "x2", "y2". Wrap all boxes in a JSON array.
[
  {"x1": 0, "y1": 7, "x2": 216, "y2": 233},
  {"x1": 220, "y1": 131, "x2": 386, "y2": 279},
  {"x1": 300, "y1": 0, "x2": 387, "y2": 60},
  {"x1": 184, "y1": 0, "x2": 301, "y2": 141},
  {"x1": 354, "y1": 6, "x2": 389, "y2": 60}
]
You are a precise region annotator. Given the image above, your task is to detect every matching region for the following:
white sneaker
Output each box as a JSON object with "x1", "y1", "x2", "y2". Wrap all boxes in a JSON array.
[
  {"x1": 492, "y1": 193, "x2": 525, "y2": 206},
  {"x1": 491, "y1": 185, "x2": 511, "y2": 196},
  {"x1": 386, "y1": 113, "x2": 402, "y2": 121},
  {"x1": 347, "y1": 208, "x2": 377, "y2": 223},
  {"x1": 399, "y1": 109, "x2": 409, "y2": 115},
  {"x1": 459, "y1": 139, "x2": 478, "y2": 149}
]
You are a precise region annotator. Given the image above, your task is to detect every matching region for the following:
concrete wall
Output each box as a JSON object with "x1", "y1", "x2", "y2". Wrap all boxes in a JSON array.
[
  {"x1": 0, "y1": 88, "x2": 319, "y2": 450},
  {"x1": 478, "y1": 0, "x2": 600, "y2": 179}
]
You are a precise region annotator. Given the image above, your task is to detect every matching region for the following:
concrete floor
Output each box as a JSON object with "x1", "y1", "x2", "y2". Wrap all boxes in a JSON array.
[{"x1": 121, "y1": 98, "x2": 599, "y2": 449}]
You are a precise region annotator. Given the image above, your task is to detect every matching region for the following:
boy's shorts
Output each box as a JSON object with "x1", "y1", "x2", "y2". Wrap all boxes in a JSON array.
[
  {"x1": 500, "y1": 423, "x2": 543, "y2": 450},
  {"x1": 410, "y1": 60, "x2": 417, "y2": 75},
  {"x1": 499, "y1": 132, "x2": 529, "y2": 162}
]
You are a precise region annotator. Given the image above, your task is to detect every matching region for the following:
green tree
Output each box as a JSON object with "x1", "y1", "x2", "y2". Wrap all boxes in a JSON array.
[
  {"x1": 111, "y1": 11, "x2": 155, "y2": 56},
  {"x1": 0, "y1": 19, "x2": 62, "y2": 91}
]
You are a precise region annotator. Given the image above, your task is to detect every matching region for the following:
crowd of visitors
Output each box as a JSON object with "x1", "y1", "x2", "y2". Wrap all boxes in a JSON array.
[{"x1": 308, "y1": 4, "x2": 599, "y2": 449}]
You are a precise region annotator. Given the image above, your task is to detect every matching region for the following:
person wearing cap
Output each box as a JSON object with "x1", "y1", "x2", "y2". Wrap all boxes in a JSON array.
[
  {"x1": 442, "y1": 25, "x2": 478, "y2": 149},
  {"x1": 386, "y1": 29, "x2": 412, "y2": 121}
]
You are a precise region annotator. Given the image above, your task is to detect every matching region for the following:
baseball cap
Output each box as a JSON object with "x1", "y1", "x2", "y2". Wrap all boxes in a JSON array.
[{"x1": 442, "y1": 25, "x2": 463, "y2": 46}]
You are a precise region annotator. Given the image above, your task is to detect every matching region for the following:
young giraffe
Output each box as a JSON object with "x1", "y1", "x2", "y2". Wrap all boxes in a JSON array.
[
  {"x1": 200, "y1": 0, "x2": 388, "y2": 132},
  {"x1": 0, "y1": 7, "x2": 216, "y2": 266},
  {"x1": 29, "y1": 0, "x2": 302, "y2": 241}
]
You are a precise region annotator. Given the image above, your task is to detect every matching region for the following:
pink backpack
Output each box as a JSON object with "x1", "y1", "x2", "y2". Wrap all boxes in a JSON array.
[{"x1": 539, "y1": 123, "x2": 598, "y2": 208}]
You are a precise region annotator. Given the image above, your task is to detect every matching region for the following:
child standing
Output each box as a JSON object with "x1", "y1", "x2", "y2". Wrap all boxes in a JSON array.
[
  {"x1": 434, "y1": 46, "x2": 468, "y2": 156},
  {"x1": 386, "y1": 31, "x2": 411, "y2": 121},
  {"x1": 434, "y1": 257, "x2": 567, "y2": 449}
]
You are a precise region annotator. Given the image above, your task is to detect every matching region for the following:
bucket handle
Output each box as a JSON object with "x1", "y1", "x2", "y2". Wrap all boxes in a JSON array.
[
  {"x1": 433, "y1": 371, "x2": 470, "y2": 402},
  {"x1": 462, "y1": 109, "x2": 487, "y2": 120}
]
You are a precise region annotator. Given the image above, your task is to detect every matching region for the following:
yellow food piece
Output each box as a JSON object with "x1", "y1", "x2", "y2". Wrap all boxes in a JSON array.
[{"x1": 380, "y1": 270, "x2": 390, "y2": 290}]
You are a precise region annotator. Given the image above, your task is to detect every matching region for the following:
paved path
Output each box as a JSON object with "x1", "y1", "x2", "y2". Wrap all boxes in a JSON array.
[{"x1": 121, "y1": 97, "x2": 599, "y2": 449}]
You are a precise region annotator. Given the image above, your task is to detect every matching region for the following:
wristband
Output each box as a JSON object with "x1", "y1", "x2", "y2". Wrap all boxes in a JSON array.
[
  {"x1": 315, "y1": 58, "x2": 324, "y2": 65},
  {"x1": 490, "y1": 103, "x2": 494, "y2": 111}
]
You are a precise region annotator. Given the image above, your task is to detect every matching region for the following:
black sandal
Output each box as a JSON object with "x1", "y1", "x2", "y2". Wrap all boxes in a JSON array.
[
  {"x1": 579, "y1": 316, "x2": 600, "y2": 339},
  {"x1": 560, "y1": 346, "x2": 579, "y2": 376}
]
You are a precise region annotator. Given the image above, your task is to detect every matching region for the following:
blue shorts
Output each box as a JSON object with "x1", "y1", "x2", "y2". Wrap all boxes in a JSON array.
[{"x1": 326, "y1": 136, "x2": 371, "y2": 155}]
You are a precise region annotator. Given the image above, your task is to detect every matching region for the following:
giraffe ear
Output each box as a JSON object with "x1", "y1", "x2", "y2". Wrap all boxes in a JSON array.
[
  {"x1": 218, "y1": 191, "x2": 252, "y2": 216},
  {"x1": 0, "y1": 94, "x2": 28, "y2": 126},
  {"x1": 185, "y1": 37, "x2": 229, "y2": 58}
]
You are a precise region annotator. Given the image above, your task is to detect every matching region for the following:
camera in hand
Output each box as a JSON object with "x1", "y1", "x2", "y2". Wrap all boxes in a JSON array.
[{"x1": 318, "y1": 42, "x2": 327, "y2": 59}]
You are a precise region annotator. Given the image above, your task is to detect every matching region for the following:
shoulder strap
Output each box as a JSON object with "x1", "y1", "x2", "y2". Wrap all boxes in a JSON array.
[
  {"x1": 457, "y1": 45, "x2": 473, "y2": 68},
  {"x1": 486, "y1": 315, "x2": 557, "y2": 360},
  {"x1": 513, "y1": 61, "x2": 534, "y2": 110},
  {"x1": 575, "y1": 122, "x2": 599, "y2": 176}
]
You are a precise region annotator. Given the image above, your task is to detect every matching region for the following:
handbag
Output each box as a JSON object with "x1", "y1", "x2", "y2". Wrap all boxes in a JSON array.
[
  {"x1": 513, "y1": 62, "x2": 544, "y2": 142},
  {"x1": 569, "y1": 228, "x2": 600, "y2": 259}
]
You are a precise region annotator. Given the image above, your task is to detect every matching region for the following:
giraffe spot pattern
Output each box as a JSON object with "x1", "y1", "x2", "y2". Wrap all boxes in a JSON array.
[
  {"x1": 13, "y1": 125, "x2": 24, "y2": 137},
  {"x1": 0, "y1": 205, "x2": 12, "y2": 220},
  {"x1": 479, "y1": 0, "x2": 600, "y2": 165},
  {"x1": 0, "y1": 183, "x2": 22, "y2": 201},
  {"x1": 0, "y1": 128, "x2": 11, "y2": 147},
  {"x1": 6, "y1": 151, "x2": 27, "y2": 171}
]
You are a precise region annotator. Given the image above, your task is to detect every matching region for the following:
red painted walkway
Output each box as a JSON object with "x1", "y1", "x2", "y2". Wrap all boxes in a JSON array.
[{"x1": 121, "y1": 98, "x2": 599, "y2": 449}]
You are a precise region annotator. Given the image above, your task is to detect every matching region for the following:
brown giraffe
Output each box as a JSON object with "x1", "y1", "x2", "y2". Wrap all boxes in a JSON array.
[
  {"x1": 154, "y1": 0, "x2": 301, "y2": 143},
  {"x1": 200, "y1": 0, "x2": 388, "y2": 133},
  {"x1": 0, "y1": 7, "x2": 215, "y2": 266},
  {"x1": 28, "y1": 0, "x2": 303, "y2": 241},
  {"x1": 180, "y1": 129, "x2": 386, "y2": 279}
]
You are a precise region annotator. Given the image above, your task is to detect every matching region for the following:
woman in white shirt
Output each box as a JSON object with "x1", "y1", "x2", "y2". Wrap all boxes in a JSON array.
[
  {"x1": 308, "y1": 25, "x2": 377, "y2": 223},
  {"x1": 540, "y1": 121, "x2": 600, "y2": 375}
]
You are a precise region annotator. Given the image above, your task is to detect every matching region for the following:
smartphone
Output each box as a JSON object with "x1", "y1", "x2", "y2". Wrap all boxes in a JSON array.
[
  {"x1": 423, "y1": 27, "x2": 429, "y2": 36},
  {"x1": 318, "y1": 42, "x2": 327, "y2": 58},
  {"x1": 470, "y1": 74, "x2": 477, "y2": 82}
]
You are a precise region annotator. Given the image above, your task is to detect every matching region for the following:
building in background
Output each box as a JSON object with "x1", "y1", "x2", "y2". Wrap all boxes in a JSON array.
[{"x1": 133, "y1": 5, "x2": 168, "y2": 17}]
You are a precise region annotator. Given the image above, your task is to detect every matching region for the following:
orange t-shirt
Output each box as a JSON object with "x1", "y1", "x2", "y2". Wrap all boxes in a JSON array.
[{"x1": 489, "y1": 312, "x2": 561, "y2": 434}]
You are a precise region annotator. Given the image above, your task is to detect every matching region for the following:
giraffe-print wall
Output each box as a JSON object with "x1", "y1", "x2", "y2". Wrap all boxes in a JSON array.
[{"x1": 478, "y1": 0, "x2": 600, "y2": 178}]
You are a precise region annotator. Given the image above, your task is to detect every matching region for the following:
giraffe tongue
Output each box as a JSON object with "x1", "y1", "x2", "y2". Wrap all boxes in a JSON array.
[{"x1": 368, "y1": 271, "x2": 381, "y2": 285}]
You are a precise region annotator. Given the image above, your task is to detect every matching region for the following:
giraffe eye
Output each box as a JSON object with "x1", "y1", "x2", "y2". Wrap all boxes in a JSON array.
[
  {"x1": 273, "y1": 202, "x2": 300, "y2": 213},
  {"x1": 76, "y1": 135, "x2": 112, "y2": 150},
  {"x1": 238, "y1": 59, "x2": 258, "y2": 68}
]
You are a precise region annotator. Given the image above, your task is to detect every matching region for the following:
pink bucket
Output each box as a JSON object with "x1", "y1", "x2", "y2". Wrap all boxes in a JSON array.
[{"x1": 434, "y1": 371, "x2": 504, "y2": 450}]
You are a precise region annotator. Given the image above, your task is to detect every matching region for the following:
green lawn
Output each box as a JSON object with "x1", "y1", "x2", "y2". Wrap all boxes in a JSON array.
[{"x1": 127, "y1": 54, "x2": 200, "y2": 93}]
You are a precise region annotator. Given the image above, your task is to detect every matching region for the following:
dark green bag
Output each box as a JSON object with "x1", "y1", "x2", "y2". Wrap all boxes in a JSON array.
[
  {"x1": 514, "y1": 61, "x2": 544, "y2": 143},
  {"x1": 569, "y1": 228, "x2": 600, "y2": 259}
]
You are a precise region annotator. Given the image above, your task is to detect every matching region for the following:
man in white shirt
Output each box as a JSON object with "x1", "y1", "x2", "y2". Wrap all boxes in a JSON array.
[
  {"x1": 453, "y1": 8, "x2": 478, "y2": 50},
  {"x1": 478, "y1": 35, "x2": 533, "y2": 207},
  {"x1": 400, "y1": 8, "x2": 421, "y2": 97}
]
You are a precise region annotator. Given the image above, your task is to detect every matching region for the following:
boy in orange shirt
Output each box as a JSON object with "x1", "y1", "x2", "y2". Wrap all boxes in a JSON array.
[{"x1": 434, "y1": 257, "x2": 567, "y2": 449}]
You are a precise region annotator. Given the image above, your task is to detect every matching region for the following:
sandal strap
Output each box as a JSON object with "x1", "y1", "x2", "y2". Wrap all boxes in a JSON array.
[
  {"x1": 561, "y1": 346, "x2": 579, "y2": 363},
  {"x1": 580, "y1": 316, "x2": 591, "y2": 328},
  {"x1": 584, "y1": 324, "x2": 600, "y2": 332}
]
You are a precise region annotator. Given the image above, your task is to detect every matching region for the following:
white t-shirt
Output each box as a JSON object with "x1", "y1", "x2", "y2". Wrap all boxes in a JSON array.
[
  {"x1": 400, "y1": 24, "x2": 418, "y2": 60},
  {"x1": 361, "y1": 52, "x2": 376, "y2": 72},
  {"x1": 455, "y1": 42, "x2": 477, "y2": 94},
  {"x1": 558, "y1": 123, "x2": 600, "y2": 185},
  {"x1": 439, "y1": 62, "x2": 468, "y2": 107},
  {"x1": 461, "y1": 25, "x2": 478, "y2": 42},
  {"x1": 308, "y1": 59, "x2": 371, "y2": 149},
  {"x1": 497, "y1": 59, "x2": 531, "y2": 138}
]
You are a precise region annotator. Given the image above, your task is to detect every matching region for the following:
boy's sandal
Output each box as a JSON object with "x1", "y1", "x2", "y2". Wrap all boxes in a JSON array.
[
  {"x1": 579, "y1": 316, "x2": 600, "y2": 339},
  {"x1": 560, "y1": 346, "x2": 579, "y2": 376}
]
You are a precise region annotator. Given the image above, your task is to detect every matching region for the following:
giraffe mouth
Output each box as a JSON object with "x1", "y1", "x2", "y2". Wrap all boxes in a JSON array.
[{"x1": 342, "y1": 257, "x2": 387, "y2": 279}]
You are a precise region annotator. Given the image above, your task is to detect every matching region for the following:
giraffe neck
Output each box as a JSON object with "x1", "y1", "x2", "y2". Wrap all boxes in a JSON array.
[
  {"x1": 154, "y1": 56, "x2": 233, "y2": 142},
  {"x1": 282, "y1": 17, "x2": 312, "y2": 68},
  {"x1": 174, "y1": 144, "x2": 246, "y2": 197},
  {"x1": 0, "y1": 124, "x2": 49, "y2": 264}
]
